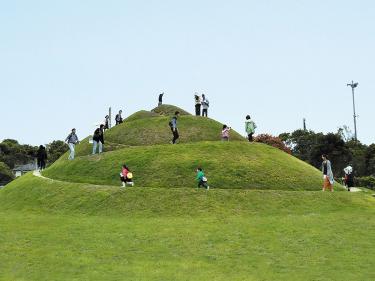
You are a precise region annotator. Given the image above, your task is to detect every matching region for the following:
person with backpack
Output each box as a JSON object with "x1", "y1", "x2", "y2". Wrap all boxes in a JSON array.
[
  {"x1": 221, "y1": 125, "x2": 231, "y2": 141},
  {"x1": 201, "y1": 94, "x2": 209, "y2": 117},
  {"x1": 322, "y1": 154, "x2": 334, "y2": 192},
  {"x1": 194, "y1": 94, "x2": 201, "y2": 116},
  {"x1": 196, "y1": 167, "x2": 209, "y2": 190},
  {"x1": 245, "y1": 115, "x2": 257, "y2": 142},
  {"x1": 120, "y1": 164, "x2": 134, "y2": 187},
  {"x1": 169, "y1": 111, "x2": 180, "y2": 144},
  {"x1": 36, "y1": 145, "x2": 47, "y2": 171},
  {"x1": 115, "y1": 110, "x2": 123, "y2": 125},
  {"x1": 65, "y1": 128, "x2": 79, "y2": 160},
  {"x1": 158, "y1": 92, "x2": 164, "y2": 106},
  {"x1": 92, "y1": 124, "x2": 105, "y2": 155}
]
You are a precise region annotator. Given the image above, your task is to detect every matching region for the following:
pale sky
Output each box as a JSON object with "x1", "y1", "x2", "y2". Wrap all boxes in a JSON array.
[{"x1": 1, "y1": 0, "x2": 374, "y2": 145}]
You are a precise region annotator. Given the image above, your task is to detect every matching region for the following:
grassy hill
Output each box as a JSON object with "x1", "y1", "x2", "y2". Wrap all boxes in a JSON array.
[
  {"x1": 44, "y1": 142, "x2": 323, "y2": 190},
  {"x1": 1, "y1": 104, "x2": 373, "y2": 281},
  {"x1": 0, "y1": 174, "x2": 375, "y2": 280}
]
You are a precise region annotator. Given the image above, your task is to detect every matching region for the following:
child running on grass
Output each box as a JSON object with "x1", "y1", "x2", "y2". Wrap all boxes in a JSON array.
[
  {"x1": 196, "y1": 167, "x2": 209, "y2": 190},
  {"x1": 120, "y1": 164, "x2": 134, "y2": 187},
  {"x1": 221, "y1": 125, "x2": 231, "y2": 141}
]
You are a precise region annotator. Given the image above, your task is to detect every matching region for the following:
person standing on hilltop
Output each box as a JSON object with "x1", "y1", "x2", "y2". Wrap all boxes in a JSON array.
[
  {"x1": 201, "y1": 94, "x2": 210, "y2": 117},
  {"x1": 65, "y1": 128, "x2": 79, "y2": 160},
  {"x1": 158, "y1": 92, "x2": 164, "y2": 106},
  {"x1": 115, "y1": 110, "x2": 123, "y2": 125},
  {"x1": 103, "y1": 115, "x2": 110, "y2": 131},
  {"x1": 92, "y1": 124, "x2": 105, "y2": 155},
  {"x1": 322, "y1": 154, "x2": 334, "y2": 192},
  {"x1": 36, "y1": 145, "x2": 47, "y2": 171},
  {"x1": 194, "y1": 94, "x2": 201, "y2": 116},
  {"x1": 169, "y1": 111, "x2": 180, "y2": 144},
  {"x1": 245, "y1": 115, "x2": 257, "y2": 142}
]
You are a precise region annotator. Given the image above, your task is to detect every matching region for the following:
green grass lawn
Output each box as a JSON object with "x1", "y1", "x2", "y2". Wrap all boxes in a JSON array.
[{"x1": 1, "y1": 175, "x2": 375, "y2": 281}]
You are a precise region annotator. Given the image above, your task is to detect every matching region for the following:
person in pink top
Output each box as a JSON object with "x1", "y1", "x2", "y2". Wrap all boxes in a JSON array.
[
  {"x1": 221, "y1": 125, "x2": 231, "y2": 141},
  {"x1": 120, "y1": 164, "x2": 134, "y2": 187}
]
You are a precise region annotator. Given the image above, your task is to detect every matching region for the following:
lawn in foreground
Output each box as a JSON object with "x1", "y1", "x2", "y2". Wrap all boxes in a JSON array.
[{"x1": 1, "y1": 176, "x2": 375, "y2": 280}]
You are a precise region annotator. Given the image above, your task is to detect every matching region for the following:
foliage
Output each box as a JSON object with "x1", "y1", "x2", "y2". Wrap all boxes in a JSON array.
[
  {"x1": 0, "y1": 161, "x2": 14, "y2": 185},
  {"x1": 46, "y1": 140, "x2": 69, "y2": 164},
  {"x1": 255, "y1": 134, "x2": 291, "y2": 154},
  {"x1": 355, "y1": 176, "x2": 375, "y2": 190},
  {"x1": 0, "y1": 139, "x2": 37, "y2": 169}
]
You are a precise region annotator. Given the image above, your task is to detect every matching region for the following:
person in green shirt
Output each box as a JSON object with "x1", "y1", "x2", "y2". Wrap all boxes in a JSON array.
[
  {"x1": 245, "y1": 115, "x2": 257, "y2": 142},
  {"x1": 196, "y1": 167, "x2": 209, "y2": 190}
]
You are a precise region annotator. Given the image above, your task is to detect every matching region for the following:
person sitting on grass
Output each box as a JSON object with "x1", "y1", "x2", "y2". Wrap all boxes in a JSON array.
[
  {"x1": 120, "y1": 164, "x2": 134, "y2": 187},
  {"x1": 196, "y1": 167, "x2": 209, "y2": 190},
  {"x1": 221, "y1": 125, "x2": 231, "y2": 141}
]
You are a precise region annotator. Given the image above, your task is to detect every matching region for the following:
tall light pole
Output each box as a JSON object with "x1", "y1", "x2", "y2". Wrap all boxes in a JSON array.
[{"x1": 347, "y1": 81, "x2": 358, "y2": 141}]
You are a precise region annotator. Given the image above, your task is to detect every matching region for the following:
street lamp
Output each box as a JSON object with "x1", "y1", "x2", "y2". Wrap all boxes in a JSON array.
[{"x1": 347, "y1": 81, "x2": 358, "y2": 141}]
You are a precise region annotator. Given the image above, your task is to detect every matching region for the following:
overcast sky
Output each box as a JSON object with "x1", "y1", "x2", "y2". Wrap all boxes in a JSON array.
[{"x1": 1, "y1": 0, "x2": 374, "y2": 145}]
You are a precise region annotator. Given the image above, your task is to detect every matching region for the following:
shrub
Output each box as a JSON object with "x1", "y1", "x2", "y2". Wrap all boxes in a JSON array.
[
  {"x1": 355, "y1": 176, "x2": 375, "y2": 190},
  {"x1": 255, "y1": 134, "x2": 291, "y2": 154}
]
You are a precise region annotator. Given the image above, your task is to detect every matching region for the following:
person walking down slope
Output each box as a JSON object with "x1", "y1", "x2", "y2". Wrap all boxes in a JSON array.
[
  {"x1": 194, "y1": 94, "x2": 201, "y2": 116},
  {"x1": 169, "y1": 111, "x2": 180, "y2": 144},
  {"x1": 36, "y1": 145, "x2": 47, "y2": 171},
  {"x1": 245, "y1": 115, "x2": 257, "y2": 142},
  {"x1": 221, "y1": 125, "x2": 231, "y2": 141},
  {"x1": 322, "y1": 154, "x2": 334, "y2": 192},
  {"x1": 65, "y1": 128, "x2": 79, "y2": 160},
  {"x1": 92, "y1": 124, "x2": 105, "y2": 155},
  {"x1": 115, "y1": 110, "x2": 123, "y2": 125},
  {"x1": 120, "y1": 164, "x2": 134, "y2": 187},
  {"x1": 196, "y1": 167, "x2": 209, "y2": 190},
  {"x1": 201, "y1": 94, "x2": 210, "y2": 117},
  {"x1": 158, "y1": 92, "x2": 164, "y2": 106}
]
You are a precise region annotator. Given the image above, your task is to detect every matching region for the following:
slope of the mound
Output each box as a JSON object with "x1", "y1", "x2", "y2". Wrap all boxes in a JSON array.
[
  {"x1": 44, "y1": 142, "x2": 326, "y2": 190},
  {"x1": 151, "y1": 104, "x2": 190, "y2": 116},
  {"x1": 0, "y1": 173, "x2": 371, "y2": 215},
  {"x1": 72, "y1": 114, "x2": 245, "y2": 157}
]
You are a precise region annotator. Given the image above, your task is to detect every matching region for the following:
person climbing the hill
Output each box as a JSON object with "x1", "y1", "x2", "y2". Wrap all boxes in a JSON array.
[
  {"x1": 322, "y1": 154, "x2": 334, "y2": 192},
  {"x1": 194, "y1": 94, "x2": 201, "y2": 116},
  {"x1": 103, "y1": 115, "x2": 110, "y2": 131},
  {"x1": 92, "y1": 124, "x2": 105, "y2": 155},
  {"x1": 120, "y1": 164, "x2": 134, "y2": 187},
  {"x1": 201, "y1": 94, "x2": 209, "y2": 117},
  {"x1": 65, "y1": 128, "x2": 79, "y2": 160},
  {"x1": 196, "y1": 167, "x2": 209, "y2": 190},
  {"x1": 36, "y1": 145, "x2": 47, "y2": 171},
  {"x1": 115, "y1": 110, "x2": 123, "y2": 125},
  {"x1": 245, "y1": 115, "x2": 257, "y2": 142},
  {"x1": 169, "y1": 111, "x2": 180, "y2": 144},
  {"x1": 158, "y1": 92, "x2": 164, "y2": 106},
  {"x1": 221, "y1": 125, "x2": 231, "y2": 141}
]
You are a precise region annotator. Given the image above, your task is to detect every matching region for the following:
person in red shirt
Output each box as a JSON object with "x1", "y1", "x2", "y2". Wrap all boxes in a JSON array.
[{"x1": 120, "y1": 164, "x2": 134, "y2": 187}]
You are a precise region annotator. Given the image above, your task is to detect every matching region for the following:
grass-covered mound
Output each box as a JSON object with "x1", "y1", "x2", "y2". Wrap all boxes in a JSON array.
[
  {"x1": 1, "y1": 174, "x2": 374, "y2": 280},
  {"x1": 73, "y1": 107, "x2": 245, "y2": 157},
  {"x1": 44, "y1": 142, "x2": 324, "y2": 190}
]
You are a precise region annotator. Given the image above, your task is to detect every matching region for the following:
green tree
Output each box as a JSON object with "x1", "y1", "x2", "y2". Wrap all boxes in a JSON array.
[{"x1": 47, "y1": 140, "x2": 69, "y2": 164}]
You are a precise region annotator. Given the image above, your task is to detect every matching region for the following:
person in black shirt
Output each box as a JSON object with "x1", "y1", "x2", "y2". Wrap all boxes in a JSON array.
[
  {"x1": 93, "y1": 124, "x2": 105, "y2": 154},
  {"x1": 158, "y1": 92, "x2": 164, "y2": 106},
  {"x1": 36, "y1": 145, "x2": 47, "y2": 171}
]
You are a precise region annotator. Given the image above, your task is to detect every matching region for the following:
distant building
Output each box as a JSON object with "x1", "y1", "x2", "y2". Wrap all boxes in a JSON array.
[{"x1": 13, "y1": 162, "x2": 36, "y2": 177}]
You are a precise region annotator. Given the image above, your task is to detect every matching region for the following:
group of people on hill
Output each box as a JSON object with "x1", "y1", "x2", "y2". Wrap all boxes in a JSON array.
[
  {"x1": 194, "y1": 94, "x2": 210, "y2": 117},
  {"x1": 60, "y1": 93, "x2": 353, "y2": 192}
]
